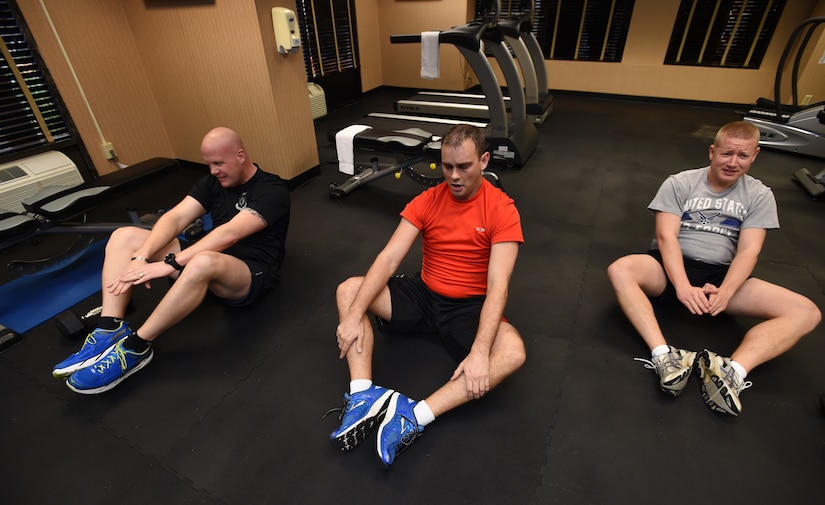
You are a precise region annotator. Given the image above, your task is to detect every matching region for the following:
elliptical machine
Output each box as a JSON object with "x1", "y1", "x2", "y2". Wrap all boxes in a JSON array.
[
  {"x1": 743, "y1": 17, "x2": 825, "y2": 198},
  {"x1": 744, "y1": 17, "x2": 825, "y2": 159}
]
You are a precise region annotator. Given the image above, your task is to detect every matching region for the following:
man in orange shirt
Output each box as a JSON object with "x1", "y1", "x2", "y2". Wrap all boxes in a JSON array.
[{"x1": 327, "y1": 124, "x2": 526, "y2": 468}]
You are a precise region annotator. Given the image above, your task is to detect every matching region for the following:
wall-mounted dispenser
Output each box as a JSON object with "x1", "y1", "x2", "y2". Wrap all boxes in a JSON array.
[{"x1": 272, "y1": 7, "x2": 301, "y2": 54}]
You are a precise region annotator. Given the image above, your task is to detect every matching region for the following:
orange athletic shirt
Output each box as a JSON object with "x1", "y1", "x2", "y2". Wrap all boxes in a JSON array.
[{"x1": 400, "y1": 179, "x2": 524, "y2": 298}]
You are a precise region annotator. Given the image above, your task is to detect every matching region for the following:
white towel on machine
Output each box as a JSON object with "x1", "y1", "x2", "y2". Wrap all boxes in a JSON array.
[
  {"x1": 420, "y1": 31, "x2": 440, "y2": 79},
  {"x1": 335, "y1": 124, "x2": 372, "y2": 175}
]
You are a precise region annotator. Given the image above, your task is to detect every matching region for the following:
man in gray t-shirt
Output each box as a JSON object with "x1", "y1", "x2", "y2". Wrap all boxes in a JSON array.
[
  {"x1": 648, "y1": 165, "x2": 779, "y2": 265},
  {"x1": 607, "y1": 121, "x2": 820, "y2": 416}
]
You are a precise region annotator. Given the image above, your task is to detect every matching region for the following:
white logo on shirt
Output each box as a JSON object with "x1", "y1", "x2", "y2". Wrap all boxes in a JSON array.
[
  {"x1": 236, "y1": 192, "x2": 248, "y2": 211},
  {"x1": 698, "y1": 211, "x2": 721, "y2": 224}
]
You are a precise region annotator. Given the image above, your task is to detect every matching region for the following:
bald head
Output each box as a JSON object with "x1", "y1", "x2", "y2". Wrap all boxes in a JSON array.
[
  {"x1": 201, "y1": 127, "x2": 256, "y2": 187},
  {"x1": 202, "y1": 127, "x2": 244, "y2": 153}
]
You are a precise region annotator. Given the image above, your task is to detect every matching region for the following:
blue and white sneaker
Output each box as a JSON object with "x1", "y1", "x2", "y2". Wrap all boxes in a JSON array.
[
  {"x1": 328, "y1": 384, "x2": 395, "y2": 451},
  {"x1": 52, "y1": 322, "x2": 132, "y2": 378},
  {"x1": 376, "y1": 392, "x2": 423, "y2": 468},
  {"x1": 66, "y1": 339, "x2": 153, "y2": 394}
]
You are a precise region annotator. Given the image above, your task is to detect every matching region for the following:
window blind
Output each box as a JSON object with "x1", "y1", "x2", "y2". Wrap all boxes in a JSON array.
[
  {"x1": 0, "y1": 0, "x2": 72, "y2": 160},
  {"x1": 482, "y1": 0, "x2": 634, "y2": 62},
  {"x1": 294, "y1": 0, "x2": 359, "y2": 80},
  {"x1": 665, "y1": 0, "x2": 786, "y2": 69}
]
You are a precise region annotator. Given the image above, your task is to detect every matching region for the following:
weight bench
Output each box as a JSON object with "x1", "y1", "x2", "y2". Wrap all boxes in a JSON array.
[
  {"x1": 328, "y1": 122, "x2": 505, "y2": 199},
  {"x1": 329, "y1": 124, "x2": 444, "y2": 198},
  {"x1": 1, "y1": 157, "x2": 180, "y2": 246}
]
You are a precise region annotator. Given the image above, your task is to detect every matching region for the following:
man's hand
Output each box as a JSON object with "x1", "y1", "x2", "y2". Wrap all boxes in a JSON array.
[
  {"x1": 336, "y1": 314, "x2": 365, "y2": 359},
  {"x1": 675, "y1": 284, "x2": 712, "y2": 315},
  {"x1": 451, "y1": 350, "x2": 491, "y2": 400},
  {"x1": 702, "y1": 283, "x2": 732, "y2": 316},
  {"x1": 106, "y1": 259, "x2": 175, "y2": 296}
]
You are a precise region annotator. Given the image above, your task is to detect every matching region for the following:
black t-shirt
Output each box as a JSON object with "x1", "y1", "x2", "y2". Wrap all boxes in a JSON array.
[{"x1": 188, "y1": 167, "x2": 290, "y2": 273}]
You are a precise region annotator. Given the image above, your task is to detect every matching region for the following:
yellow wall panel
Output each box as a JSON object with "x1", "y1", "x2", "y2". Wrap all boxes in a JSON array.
[{"x1": 16, "y1": 0, "x2": 317, "y2": 180}]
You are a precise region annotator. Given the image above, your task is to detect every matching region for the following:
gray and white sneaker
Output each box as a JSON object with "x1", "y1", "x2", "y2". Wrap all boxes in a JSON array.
[
  {"x1": 696, "y1": 349, "x2": 752, "y2": 416},
  {"x1": 635, "y1": 346, "x2": 697, "y2": 397}
]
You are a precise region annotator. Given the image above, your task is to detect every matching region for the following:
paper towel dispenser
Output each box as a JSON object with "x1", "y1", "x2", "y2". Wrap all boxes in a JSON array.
[{"x1": 272, "y1": 7, "x2": 301, "y2": 54}]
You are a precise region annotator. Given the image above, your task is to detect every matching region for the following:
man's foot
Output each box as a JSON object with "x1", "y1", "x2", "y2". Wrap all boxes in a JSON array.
[
  {"x1": 696, "y1": 349, "x2": 752, "y2": 416},
  {"x1": 376, "y1": 392, "x2": 423, "y2": 469},
  {"x1": 52, "y1": 322, "x2": 132, "y2": 377},
  {"x1": 328, "y1": 384, "x2": 395, "y2": 451},
  {"x1": 634, "y1": 346, "x2": 697, "y2": 397},
  {"x1": 65, "y1": 338, "x2": 153, "y2": 394}
]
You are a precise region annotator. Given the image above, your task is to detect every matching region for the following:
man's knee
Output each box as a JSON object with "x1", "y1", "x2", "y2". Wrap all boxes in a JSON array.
[
  {"x1": 606, "y1": 256, "x2": 631, "y2": 286},
  {"x1": 607, "y1": 254, "x2": 665, "y2": 296},
  {"x1": 510, "y1": 339, "x2": 527, "y2": 371},
  {"x1": 498, "y1": 325, "x2": 526, "y2": 371},
  {"x1": 106, "y1": 226, "x2": 149, "y2": 253},
  {"x1": 336, "y1": 276, "x2": 364, "y2": 305},
  {"x1": 607, "y1": 255, "x2": 638, "y2": 285},
  {"x1": 798, "y1": 297, "x2": 822, "y2": 334},
  {"x1": 178, "y1": 251, "x2": 227, "y2": 281}
]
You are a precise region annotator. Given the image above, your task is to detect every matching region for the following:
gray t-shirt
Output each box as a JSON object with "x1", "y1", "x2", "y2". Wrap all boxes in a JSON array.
[{"x1": 648, "y1": 166, "x2": 779, "y2": 265}]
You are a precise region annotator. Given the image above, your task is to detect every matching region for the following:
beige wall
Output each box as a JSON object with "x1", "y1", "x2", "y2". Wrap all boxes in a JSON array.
[
  {"x1": 373, "y1": 0, "x2": 476, "y2": 92},
  {"x1": 15, "y1": 0, "x2": 825, "y2": 179},
  {"x1": 16, "y1": 0, "x2": 172, "y2": 175},
  {"x1": 360, "y1": 0, "x2": 825, "y2": 104},
  {"x1": 355, "y1": 0, "x2": 382, "y2": 92},
  {"x1": 544, "y1": 0, "x2": 825, "y2": 104},
  {"x1": 16, "y1": 0, "x2": 318, "y2": 179}
]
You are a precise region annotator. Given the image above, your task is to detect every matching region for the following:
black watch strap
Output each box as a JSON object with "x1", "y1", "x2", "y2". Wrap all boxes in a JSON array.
[{"x1": 164, "y1": 253, "x2": 184, "y2": 271}]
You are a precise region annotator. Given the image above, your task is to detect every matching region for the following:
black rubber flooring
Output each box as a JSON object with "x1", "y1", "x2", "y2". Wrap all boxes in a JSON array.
[{"x1": 1, "y1": 89, "x2": 823, "y2": 504}]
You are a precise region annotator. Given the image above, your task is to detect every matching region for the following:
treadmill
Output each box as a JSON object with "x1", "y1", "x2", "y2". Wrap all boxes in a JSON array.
[
  {"x1": 395, "y1": 91, "x2": 510, "y2": 121},
  {"x1": 329, "y1": 4, "x2": 537, "y2": 197},
  {"x1": 502, "y1": 10, "x2": 554, "y2": 125},
  {"x1": 386, "y1": 4, "x2": 538, "y2": 167},
  {"x1": 394, "y1": 0, "x2": 552, "y2": 125}
]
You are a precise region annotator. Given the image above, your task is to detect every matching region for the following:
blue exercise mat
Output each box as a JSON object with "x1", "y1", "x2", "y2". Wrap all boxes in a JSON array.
[{"x1": 0, "y1": 239, "x2": 106, "y2": 334}]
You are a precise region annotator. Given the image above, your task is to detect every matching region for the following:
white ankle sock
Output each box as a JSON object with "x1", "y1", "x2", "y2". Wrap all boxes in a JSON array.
[
  {"x1": 651, "y1": 344, "x2": 670, "y2": 357},
  {"x1": 349, "y1": 379, "x2": 372, "y2": 394},
  {"x1": 413, "y1": 400, "x2": 435, "y2": 427},
  {"x1": 730, "y1": 360, "x2": 747, "y2": 380}
]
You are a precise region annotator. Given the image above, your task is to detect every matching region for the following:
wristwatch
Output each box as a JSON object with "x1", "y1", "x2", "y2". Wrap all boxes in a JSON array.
[{"x1": 164, "y1": 253, "x2": 184, "y2": 271}]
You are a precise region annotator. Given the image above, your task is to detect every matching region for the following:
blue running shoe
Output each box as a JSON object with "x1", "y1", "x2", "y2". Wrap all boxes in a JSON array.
[
  {"x1": 52, "y1": 322, "x2": 132, "y2": 378},
  {"x1": 66, "y1": 338, "x2": 153, "y2": 394},
  {"x1": 328, "y1": 384, "x2": 395, "y2": 451},
  {"x1": 376, "y1": 392, "x2": 423, "y2": 468}
]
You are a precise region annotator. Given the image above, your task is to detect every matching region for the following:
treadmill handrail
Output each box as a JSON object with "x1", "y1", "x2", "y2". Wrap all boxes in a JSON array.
[
  {"x1": 389, "y1": 0, "x2": 501, "y2": 51},
  {"x1": 389, "y1": 2, "x2": 511, "y2": 138},
  {"x1": 497, "y1": 16, "x2": 532, "y2": 38},
  {"x1": 391, "y1": 22, "x2": 490, "y2": 53}
]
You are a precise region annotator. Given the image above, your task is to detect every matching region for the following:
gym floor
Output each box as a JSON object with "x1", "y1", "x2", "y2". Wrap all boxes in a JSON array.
[{"x1": 1, "y1": 88, "x2": 823, "y2": 504}]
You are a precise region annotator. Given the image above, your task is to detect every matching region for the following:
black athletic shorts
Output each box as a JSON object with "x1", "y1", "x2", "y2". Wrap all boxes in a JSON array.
[
  {"x1": 379, "y1": 273, "x2": 486, "y2": 362},
  {"x1": 178, "y1": 239, "x2": 277, "y2": 308},
  {"x1": 224, "y1": 258, "x2": 278, "y2": 307},
  {"x1": 646, "y1": 249, "x2": 729, "y2": 304}
]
